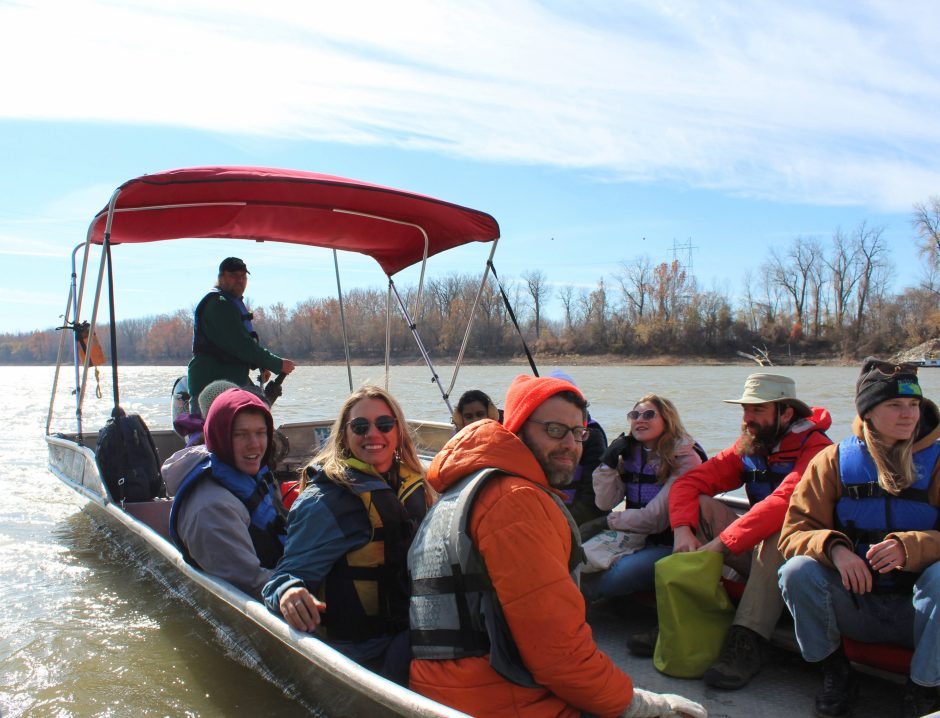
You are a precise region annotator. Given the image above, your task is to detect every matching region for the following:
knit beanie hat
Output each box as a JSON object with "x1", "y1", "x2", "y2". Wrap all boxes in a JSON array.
[
  {"x1": 855, "y1": 356, "x2": 922, "y2": 417},
  {"x1": 503, "y1": 374, "x2": 584, "y2": 435},
  {"x1": 198, "y1": 379, "x2": 240, "y2": 417}
]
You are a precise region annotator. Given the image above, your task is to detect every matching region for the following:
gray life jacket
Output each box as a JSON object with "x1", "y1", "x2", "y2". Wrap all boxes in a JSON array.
[{"x1": 408, "y1": 467, "x2": 583, "y2": 689}]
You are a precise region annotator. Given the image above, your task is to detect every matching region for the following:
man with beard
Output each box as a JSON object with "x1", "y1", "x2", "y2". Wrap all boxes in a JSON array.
[
  {"x1": 409, "y1": 375, "x2": 706, "y2": 718},
  {"x1": 658, "y1": 373, "x2": 832, "y2": 690}
]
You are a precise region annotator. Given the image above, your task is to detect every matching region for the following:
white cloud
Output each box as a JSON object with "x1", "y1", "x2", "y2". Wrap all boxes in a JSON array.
[{"x1": 2, "y1": 0, "x2": 939, "y2": 210}]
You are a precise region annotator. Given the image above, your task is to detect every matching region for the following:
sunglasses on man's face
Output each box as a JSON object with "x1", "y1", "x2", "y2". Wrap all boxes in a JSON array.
[
  {"x1": 627, "y1": 409, "x2": 657, "y2": 421},
  {"x1": 348, "y1": 415, "x2": 398, "y2": 435}
]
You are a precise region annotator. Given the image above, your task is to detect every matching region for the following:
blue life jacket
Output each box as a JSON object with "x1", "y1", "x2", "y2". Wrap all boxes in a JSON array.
[
  {"x1": 741, "y1": 428, "x2": 827, "y2": 504},
  {"x1": 835, "y1": 436, "x2": 940, "y2": 592},
  {"x1": 169, "y1": 455, "x2": 286, "y2": 569},
  {"x1": 192, "y1": 288, "x2": 259, "y2": 364},
  {"x1": 561, "y1": 417, "x2": 606, "y2": 505}
]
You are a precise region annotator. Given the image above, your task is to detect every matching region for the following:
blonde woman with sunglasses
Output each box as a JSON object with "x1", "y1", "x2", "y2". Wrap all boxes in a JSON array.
[
  {"x1": 262, "y1": 385, "x2": 427, "y2": 686},
  {"x1": 582, "y1": 394, "x2": 706, "y2": 600}
]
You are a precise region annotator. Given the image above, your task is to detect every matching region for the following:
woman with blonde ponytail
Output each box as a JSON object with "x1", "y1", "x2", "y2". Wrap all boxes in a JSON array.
[{"x1": 779, "y1": 358, "x2": 940, "y2": 718}]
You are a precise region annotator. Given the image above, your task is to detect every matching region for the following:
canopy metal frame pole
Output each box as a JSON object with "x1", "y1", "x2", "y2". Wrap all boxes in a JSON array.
[
  {"x1": 384, "y1": 283, "x2": 392, "y2": 390},
  {"x1": 388, "y1": 279, "x2": 453, "y2": 416},
  {"x1": 46, "y1": 242, "x2": 90, "y2": 436},
  {"x1": 80, "y1": 188, "x2": 123, "y2": 412},
  {"x1": 445, "y1": 238, "x2": 500, "y2": 398},
  {"x1": 332, "y1": 249, "x2": 354, "y2": 393},
  {"x1": 332, "y1": 209, "x2": 430, "y2": 319}
]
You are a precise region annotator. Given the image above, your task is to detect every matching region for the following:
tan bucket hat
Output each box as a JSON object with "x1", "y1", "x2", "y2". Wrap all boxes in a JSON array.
[{"x1": 723, "y1": 373, "x2": 812, "y2": 418}]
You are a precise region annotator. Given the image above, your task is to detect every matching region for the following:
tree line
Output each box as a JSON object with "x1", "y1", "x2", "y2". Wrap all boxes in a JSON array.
[{"x1": 4, "y1": 198, "x2": 939, "y2": 365}]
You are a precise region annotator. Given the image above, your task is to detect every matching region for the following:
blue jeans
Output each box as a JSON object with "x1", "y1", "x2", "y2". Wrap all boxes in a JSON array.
[
  {"x1": 778, "y1": 555, "x2": 940, "y2": 687},
  {"x1": 595, "y1": 543, "x2": 672, "y2": 599}
]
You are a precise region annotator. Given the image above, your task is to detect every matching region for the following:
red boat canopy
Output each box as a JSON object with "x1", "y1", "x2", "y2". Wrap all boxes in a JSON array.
[{"x1": 89, "y1": 166, "x2": 500, "y2": 276}]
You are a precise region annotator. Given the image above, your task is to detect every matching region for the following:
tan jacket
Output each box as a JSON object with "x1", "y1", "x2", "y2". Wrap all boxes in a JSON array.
[{"x1": 779, "y1": 400, "x2": 940, "y2": 572}]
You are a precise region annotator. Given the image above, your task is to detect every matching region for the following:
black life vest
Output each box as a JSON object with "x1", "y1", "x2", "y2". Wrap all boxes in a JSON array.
[
  {"x1": 314, "y1": 464, "x2": 427, "y2": 643},
  {"x1": 192, "y1": 288, "x2": 259, "y2": 365}
]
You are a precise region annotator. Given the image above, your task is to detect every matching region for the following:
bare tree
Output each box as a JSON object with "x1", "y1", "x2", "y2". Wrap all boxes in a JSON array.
[
  {"x1": 765, "y1": 236, "x2": 821, "y2": 328},
  {"x1": 824, "y1": 228, "x2": 862, "y2": 330},
  {"x1": 614, "y1": 255, "x2": 653, "y2": 320},
  {"x1": 853, "y1": 222, "x2": 889, "y2": 338},
  {"x1": 912, "y1": 196, "x2": 940, "y2": 269},
  {"x1": 558, "y1": 285, "x2": 576, "y2": 330},
  {"x1": 522, "y1": 269, "x2": 551, "y2": 338}
]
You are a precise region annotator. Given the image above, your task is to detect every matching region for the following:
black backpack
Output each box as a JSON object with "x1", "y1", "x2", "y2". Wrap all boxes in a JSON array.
[{"x1": 96, "y1": 408, "x2": 166, "y2": 503}]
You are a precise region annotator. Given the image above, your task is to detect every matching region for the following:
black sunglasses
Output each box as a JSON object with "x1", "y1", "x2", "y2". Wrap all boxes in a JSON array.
[
  {"x1": 526, "y1": 419, "x2": 591, "y2": 442},
  {"x1": 627, "y1": 409, "x2": 657, "y2": 421},
  {"x1": 348, "y1": 415, "x2": 398, "y2": 436}
]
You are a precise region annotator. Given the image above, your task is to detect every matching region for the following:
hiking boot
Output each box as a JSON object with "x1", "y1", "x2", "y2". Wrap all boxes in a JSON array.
[
  {"x1": 813, "y1": 648, "x2": 857, "y2": 718},
  {"x1": 626, "y1": 627, "x2": 658, "y2": 658},
  {"x1": 703, "y1": 625, "x2": 768, "y2": 690},
  {"x1": 899, "y1": 679, "x2": 940, "y2": 718}
]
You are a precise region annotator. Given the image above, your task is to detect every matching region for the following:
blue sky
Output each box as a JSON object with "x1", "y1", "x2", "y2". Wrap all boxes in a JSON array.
[{"x1": 1, "y1": 0, "x2": 938, "y2": 334}]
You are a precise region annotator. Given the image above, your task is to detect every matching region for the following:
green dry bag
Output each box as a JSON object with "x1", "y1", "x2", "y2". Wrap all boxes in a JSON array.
[{"x1": 652, "y1": 551, "x2": 735, "y2": 678}]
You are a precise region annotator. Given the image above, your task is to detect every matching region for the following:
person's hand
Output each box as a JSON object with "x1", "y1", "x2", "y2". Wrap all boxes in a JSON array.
[
  {"x1": 831, "y1": 544, "x2": 872, "y2": 594},
  {"x1": 673, "y1": 525, "x2": 701, "y2": 553},
  {"x1": 260, "y1": 369, "x2": 272, "y2": 384},
  {"x1": 866, "y1": 538, "x2": 906, "y2": 574},
  {"x1": 600, "y1": 433, "x2": 630, "y2": 469},
  {"x1": 621, "y1": 687, "x2": 708, "y2": 717},
  {"x1": 696, "y1": 536, "x2": 727, "y2": 554},
  {"x1": 281, "y1": 359, "x2": 296, "y2": 374},
  {"x1": 579, "y1": 516, "x2": 610, "y2": 543},
  {"x1": 278, "y1": 586, "x2": 326, "y2": 632}
]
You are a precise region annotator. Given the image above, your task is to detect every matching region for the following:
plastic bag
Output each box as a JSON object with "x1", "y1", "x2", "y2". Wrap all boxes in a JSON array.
[
  {"x1": 581, "y1": 530, "x2": 646, "y2": 573},
  {"x1": 653, "y1": 551, "x2": 734, "y2": 677}
]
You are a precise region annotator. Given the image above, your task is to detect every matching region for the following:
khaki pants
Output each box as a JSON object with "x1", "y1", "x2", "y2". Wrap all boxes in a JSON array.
[{"x1": 694, "y1": 495, "x2": 785, "y2": 640}]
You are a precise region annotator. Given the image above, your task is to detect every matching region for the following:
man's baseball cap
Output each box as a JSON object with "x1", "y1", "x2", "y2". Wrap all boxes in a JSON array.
[{"x1": 219, "y1": 257, "x2": 249, "y2": 274}]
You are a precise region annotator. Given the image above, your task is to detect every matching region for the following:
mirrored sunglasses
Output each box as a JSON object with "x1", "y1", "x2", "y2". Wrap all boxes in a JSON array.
[
  {"x1": 627, "y1": 409, "x2": 657, "y2": 421},
  {"x1": 348, "y1": 415, "x2": 398, "y2": 435}
]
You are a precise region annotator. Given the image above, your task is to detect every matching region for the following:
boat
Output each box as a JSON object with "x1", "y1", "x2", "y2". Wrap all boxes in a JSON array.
[
  {"x1": 45, "y1": 167, "x2": 908, "y2": 718},
  {"x1": 45, "y1": 165, "x2": 503, "y2": 718}
]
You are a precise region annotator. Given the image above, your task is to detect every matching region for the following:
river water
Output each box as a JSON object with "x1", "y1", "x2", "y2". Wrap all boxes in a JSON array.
[{"x1": 2, "y1": 363, "x2": 937, "y2": 717}]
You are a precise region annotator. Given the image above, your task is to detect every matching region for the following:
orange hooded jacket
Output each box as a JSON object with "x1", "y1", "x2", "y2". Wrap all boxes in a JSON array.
[{"x1": 409, "y1": 419, "x2": 633, "y2": 718}]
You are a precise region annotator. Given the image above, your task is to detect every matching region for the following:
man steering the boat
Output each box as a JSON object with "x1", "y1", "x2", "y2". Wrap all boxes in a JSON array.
[
  {"x1": 657, "y1": 373, "x2": 832, "y2": 690},
  {"x1": 187, "y1": 257, "x2": 295, "y2": 415},
  {"x1": 408, "y1": 374, "x2": 707, "y2": 718}
]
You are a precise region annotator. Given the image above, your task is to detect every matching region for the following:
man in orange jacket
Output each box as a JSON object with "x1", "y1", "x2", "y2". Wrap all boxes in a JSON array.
[{"x1": 408, "y1": 374, "x2": 706, "y2": 718}]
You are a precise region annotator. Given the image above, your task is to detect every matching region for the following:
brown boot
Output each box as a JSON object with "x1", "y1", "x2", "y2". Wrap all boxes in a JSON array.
[{"x1": 703, "y1": 625, "x2": 768, "y2": 690}]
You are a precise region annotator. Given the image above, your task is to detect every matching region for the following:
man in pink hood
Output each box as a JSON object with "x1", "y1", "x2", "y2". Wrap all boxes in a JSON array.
[{"x1": 166, "y1": 388, "x2": 286, "y2": 598}]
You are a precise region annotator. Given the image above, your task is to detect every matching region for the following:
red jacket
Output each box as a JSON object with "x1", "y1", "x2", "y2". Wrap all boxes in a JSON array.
[
  {"x1": 668, "y1": 407, "x2": 832, "y2": 554},
  {"x1": 409, "y1": 420, "x2": 633, "y2": 718}
]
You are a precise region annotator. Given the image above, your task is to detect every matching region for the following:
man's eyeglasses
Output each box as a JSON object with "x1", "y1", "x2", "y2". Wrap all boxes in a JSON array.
[
  {"x1": 526, "y1": 419, "x2": 591, "y2": 442},
  {"x1": 463, "y1": 410, "x2": 489, "y2": 421},
  {"x1": 627, "y1": 409, "x2": 657, "y2": 421},
  {"x1": 348, "y1": 415, "x2": 398, "y2": 435}
]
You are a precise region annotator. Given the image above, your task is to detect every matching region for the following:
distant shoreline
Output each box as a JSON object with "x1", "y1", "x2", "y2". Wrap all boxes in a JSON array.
[{"x1": 4, "y1": 353, "x2": 853, "y2": 368}]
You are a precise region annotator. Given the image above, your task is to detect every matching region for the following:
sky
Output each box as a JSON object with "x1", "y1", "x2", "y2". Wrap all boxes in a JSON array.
[{"x1": 1, "y1": 0, "x2": 939, "y2": 335}]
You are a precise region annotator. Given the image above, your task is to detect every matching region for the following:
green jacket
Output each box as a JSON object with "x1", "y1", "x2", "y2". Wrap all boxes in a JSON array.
[{"x1": 187, "y1": 291, "x2": 284, "y2": 409}]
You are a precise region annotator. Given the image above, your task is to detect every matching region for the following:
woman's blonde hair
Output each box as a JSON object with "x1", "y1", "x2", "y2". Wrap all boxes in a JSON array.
[
  {"x1": 861, "y1": 415, "x2": 918, "y2": 494},
  {"x1": 632, "y1": 393, "x2": 693, "y2": 483},
  {"x1": 303, "y1": 385, "x2": 424, "y2": 489}
]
